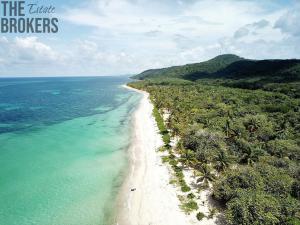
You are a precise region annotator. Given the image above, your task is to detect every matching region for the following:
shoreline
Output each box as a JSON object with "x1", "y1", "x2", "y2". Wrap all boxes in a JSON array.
[{"x1": 114, "y1": 84, "x2": 193, "y2": 225}]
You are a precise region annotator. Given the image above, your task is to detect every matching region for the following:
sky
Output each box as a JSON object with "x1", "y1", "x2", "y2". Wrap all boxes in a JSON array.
[{"x1": 0, "y1": 0, "x2": 299, "y2": 77}]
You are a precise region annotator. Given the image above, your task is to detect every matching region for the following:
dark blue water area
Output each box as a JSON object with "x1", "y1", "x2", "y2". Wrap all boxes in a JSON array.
[{"x1": 0, "y1": 76, "x2": 133, "y2": 134}]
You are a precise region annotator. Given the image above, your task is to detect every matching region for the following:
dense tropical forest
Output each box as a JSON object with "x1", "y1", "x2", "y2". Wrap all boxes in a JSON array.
[{"x1": 129, "y1": 54, "x2": 300, "y2": 225}]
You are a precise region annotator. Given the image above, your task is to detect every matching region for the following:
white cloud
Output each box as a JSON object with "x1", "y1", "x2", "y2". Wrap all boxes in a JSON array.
[
  {"x1": 1, "y1": 0, "x2": 300, "y2": 76},
  {"x1": 0, "y1": 37, "x2": 59, "y2": 65},
  {"x1": 14, "y1": 37, "x2": 59, "y2": 63},
  {"x1": 0, "y1": 36, "x2": 67, "y2": 76},
  {"x1": 234, "y1": 19, "x2": 270, "y2": 39},
  {"x1": 274, "y1": 4, "x2": 300, "y2": 36},
  {"x1": 61, "y1": 0, "x2": 299, "y2": 72},
  {"x1": 234, "y1": 27, "x2": 250, "y2": 39}
]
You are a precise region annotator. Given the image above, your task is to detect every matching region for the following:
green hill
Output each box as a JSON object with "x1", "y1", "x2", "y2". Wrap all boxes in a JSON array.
[
  {"x1": 133, "y1": 54, "x2": 300, "y2": 82},
  {"x1": 133, "y1": 54, "x2": 243, "y2": 80}
]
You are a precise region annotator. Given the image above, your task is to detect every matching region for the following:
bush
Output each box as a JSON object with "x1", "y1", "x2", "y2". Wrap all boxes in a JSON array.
[
  {"x1": 187, "y1": 193, "x2": 195, "y2": 199},
  {"x1": 263, "y1": 104, "x2": 291, "y2": 113},
  {"x1": 169, "y1": 179, "x2": 177, "y2": 185},
  {"x1": 153, "y1": 106, "x2": 171, "y2": 145},
  {"x1": 291, "y1": 181, "x2": 300, "y2": 200},
  {"x1": 169, "y1": 153, "x2": 176, "y2": 160},
  {"x1": 242, "y1": 114, "x2": 274, "y2": 141},
  {"x1": 255, "y1": 164, "x2": 294, "y2": 197},
  {"x1": 178, "y1": 178, "x2": 186, "y2": 186},
  {"x1": 163, "y1": 133, "x2": 171, "y2": 145},
  {"x1": 213, "y1": 167, "x2": 264, "y2": 202},
  {"x1": 161, "y1": 156, "x2": 169, "y2": 163},
  {"x1": 196, "y1": 212, "x2": 205, "y2": 221},
  {"x1": 208, "y1": 208, "x2": 217, "y2": 219},
  {"x1": 278, "y1": 196, "x2": 300, "y2": 223},
  {"x1": 158, "y1": 146, "x2": 167, "y2": 152},
  {"x1": 182, "y1": 128, "x2": 223, "y2": 156},
  {"x1": 287, "y1": 218, "x2": 300, "y2": 225},
  {"x1": 169, "y1": 159, "x2": 178, "y2": 166},
  {"x1": 176, "y1": 172, "x2": 184, "y2": 180},
  {"x1": 266, "y1": 139, "x2": 300, "y2": 160},
  {"x1": 173, "y1": 166, "x2": 182, "y2": 173},
  {"x1": 260, "y1": 156, "x2": 290, "y2": 169},
  {"x1": 181, "y1": 185, "x2": 191, "y2": 192},
  {"x1": 226, "y1": 190, "x2": 280, "y2": 225},
  {"x1": 181, "y1": 200, "x2": 198, "y2": 213}
]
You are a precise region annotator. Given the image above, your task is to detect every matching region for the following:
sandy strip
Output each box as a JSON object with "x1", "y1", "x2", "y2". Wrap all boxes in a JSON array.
[{"x1": 115, "y1": 85, "x2": 194, "y2": 225}]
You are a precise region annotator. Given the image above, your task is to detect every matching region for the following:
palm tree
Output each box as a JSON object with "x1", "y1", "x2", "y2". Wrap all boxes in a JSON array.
[
  {"x1": 213, "y1": 150, "x2": 232, "y2": 172},
  {"x1": 196, "y1": 164, "x2": 216, "y2": 186},
  {"x1": 170, "y1": 120, "x2": 181, "y2": 137},
  {"x1": 240, "y1": 146, "x2": 262, "y2": 165},
  {"x1": 223, "y1": 119, "x2": 231, "y2": 138},
  {"x1": 180, "y1": 148, "x2": 196, "y2": 168}
]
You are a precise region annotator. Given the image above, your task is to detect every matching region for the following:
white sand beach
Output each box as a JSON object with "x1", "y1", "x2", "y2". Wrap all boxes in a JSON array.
[{"x1": 116, "y1": 85, "x2": 194, "y2": 225}]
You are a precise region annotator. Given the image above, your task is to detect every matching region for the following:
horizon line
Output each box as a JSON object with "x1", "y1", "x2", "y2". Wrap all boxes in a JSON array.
[{"x1": 0, "y1": 74, "x2": 134, "y2": 79}]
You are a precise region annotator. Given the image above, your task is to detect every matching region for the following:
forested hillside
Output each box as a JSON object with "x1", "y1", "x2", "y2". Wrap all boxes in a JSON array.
[
  {"x1": 133, "y1": 54, "x2": 300, "y2": 83},
  {"x1": 128, "y1": 55, "x2": 300, "y2": 225},
  {"x1": 133, "y1": 54, "x2": 244, "y2": 80}
]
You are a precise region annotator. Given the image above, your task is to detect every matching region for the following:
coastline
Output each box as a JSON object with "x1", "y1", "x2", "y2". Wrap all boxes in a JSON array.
[{"x1": 115, "y1": 85, "x2": 193, "y2": 225}]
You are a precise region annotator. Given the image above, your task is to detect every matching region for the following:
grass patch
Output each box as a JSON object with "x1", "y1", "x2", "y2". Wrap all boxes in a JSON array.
[
  {"x1": 158, "y1": 146, "x2": 167, "y2": 152},
  {"x1": 169, "y1": 159, "x2": 178, "y2": 166},
  {"x1": 173, "y1": 166, "x2": 182, "y2": 173},
  {"x1": 152, "y1": 106, "x2": 171, "y2": 146},
  {"x1": 169, "y1": 179, "x2": 177, "y2": 185},
  {"x1": 181, "y1": 185, "x2": 191, "y2": 192},
  {"x1": 181, "y1": 200, "x2": 199, "y2": 213},
  {"x1": 161, "y1": 156, "x2": 170, "y2": 163}
]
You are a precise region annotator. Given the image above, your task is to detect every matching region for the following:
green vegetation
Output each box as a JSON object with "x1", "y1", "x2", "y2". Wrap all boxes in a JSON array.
[
  {"x1": 208, "y1": 208, "x2": 218, "y2": 219},
  {"x1": 132, "y1": 54, "x2": 244, "y2": 80},
  {"x1": 161, "y1": 151, "x2": 193, "y2": 194},
  {"x1": 181, "y1": 200, "x2": 199, "y2": 213},
  {"x1": 187, "y1": 192, "x2": 195, "y2": 199},
  {"x1": 196, "y1": 212, "x2": 205, "y2": 221},
  {"x1": 152, "y1": 106, "x2": 171, "y2": 146},
  {"x1": 181, "y1": 184, "x2": 191, "y2": 193},
  {"x1": 174, "y1": 166, "x2": 191, "y2": 193},
  {"x1": 128, "y1": 54, "x2": 300, "y2": 224},
  {"x1": 132, "y1": 54, "x2": 300, "y2": 84},
  {"x1": 226, "y1": 190, "x2": 281, "y2": 225}
]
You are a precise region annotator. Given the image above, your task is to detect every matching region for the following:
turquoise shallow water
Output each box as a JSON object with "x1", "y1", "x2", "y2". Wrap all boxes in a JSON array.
[{"x1": 0, "y1": 77, "x2": 141, "y2": 225}]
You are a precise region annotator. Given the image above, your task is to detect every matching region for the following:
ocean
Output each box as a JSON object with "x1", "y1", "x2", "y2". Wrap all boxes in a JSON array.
[{"x1": 0, "y1": 76, "x2": 141, "y2": 225}]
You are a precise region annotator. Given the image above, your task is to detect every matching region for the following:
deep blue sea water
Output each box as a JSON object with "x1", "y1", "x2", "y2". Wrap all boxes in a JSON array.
[{"x1": 0, "y1": 76, "x2": 141, "y2": 225}]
